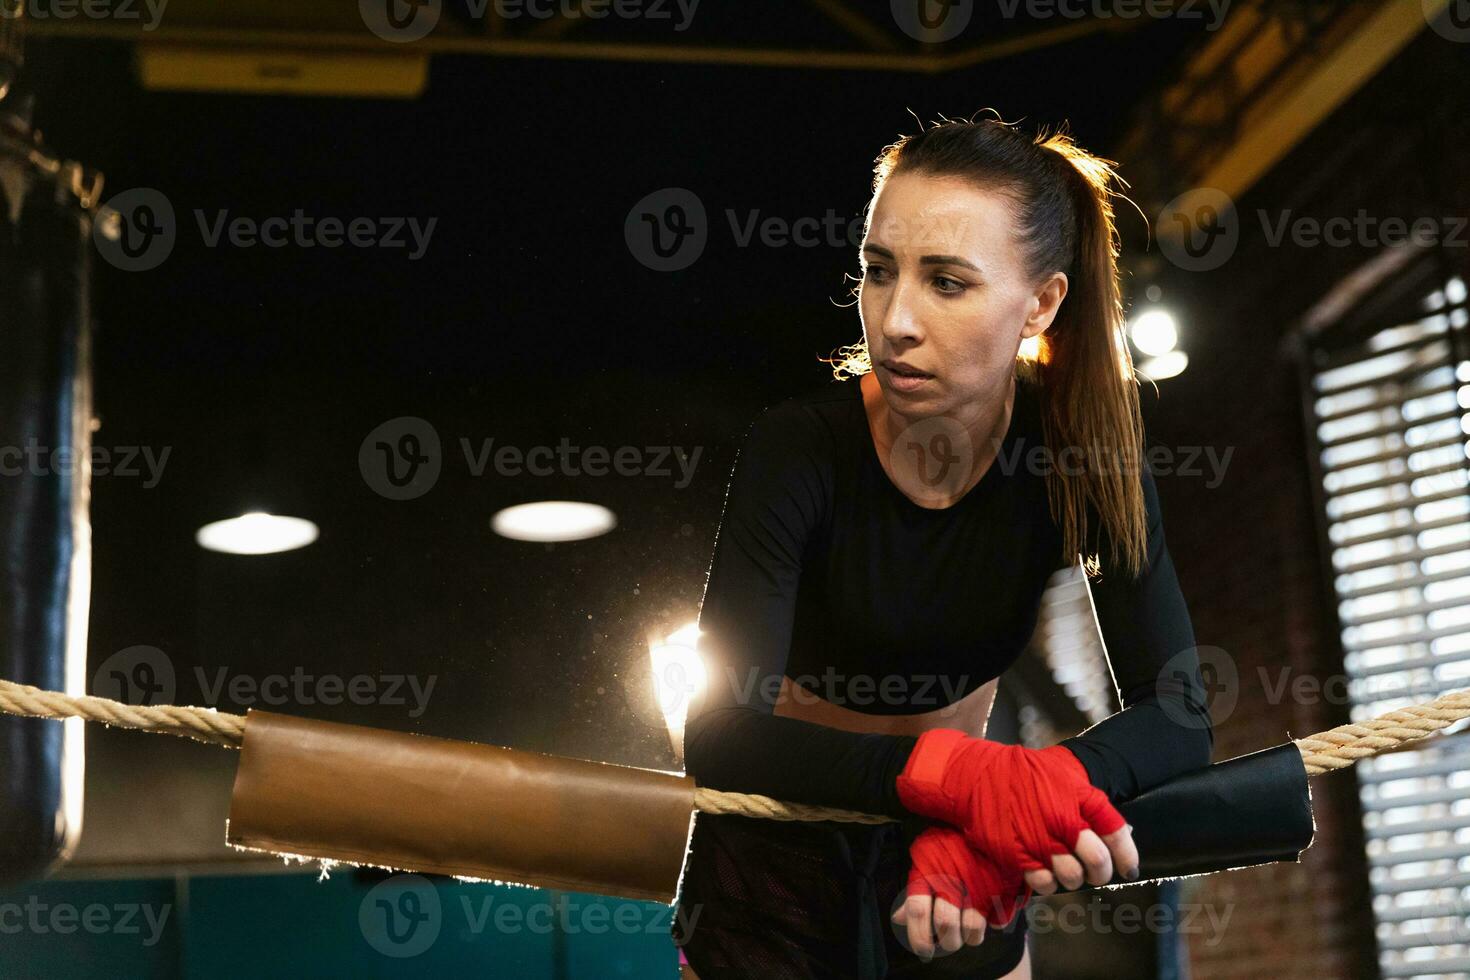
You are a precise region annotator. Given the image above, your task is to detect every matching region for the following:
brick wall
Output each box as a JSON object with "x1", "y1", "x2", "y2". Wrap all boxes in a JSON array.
[
  {"x1": 1127, "y1": 29, "x2": 1470, "y2": 980},
  {"x1": 1148, "y1": 336, "x2": 1379, "y2": 980}
]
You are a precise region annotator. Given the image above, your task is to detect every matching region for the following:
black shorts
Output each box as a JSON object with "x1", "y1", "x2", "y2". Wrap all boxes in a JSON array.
[{"x1": 673, "y1": 811, "x2": 1029, "y2": 979}]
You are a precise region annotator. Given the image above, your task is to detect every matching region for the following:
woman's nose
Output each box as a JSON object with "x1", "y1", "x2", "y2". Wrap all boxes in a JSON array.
[{"x1": 879, "y1": 276, "x2": 924, "y2": 343}]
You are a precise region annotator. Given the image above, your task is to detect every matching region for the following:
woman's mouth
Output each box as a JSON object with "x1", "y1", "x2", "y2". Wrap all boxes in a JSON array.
[{"x1": 881, "y1": 362, "x2": 933, "y2": 392}]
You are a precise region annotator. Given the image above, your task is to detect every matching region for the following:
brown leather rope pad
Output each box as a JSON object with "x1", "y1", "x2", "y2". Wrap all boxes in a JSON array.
[{"x1": 226, "y1": 709, "x2": 696, "y2": 905}]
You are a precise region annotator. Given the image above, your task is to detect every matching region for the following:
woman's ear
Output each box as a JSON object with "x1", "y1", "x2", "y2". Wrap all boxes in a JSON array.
[{"x1": 1021, "y1": 272, "x2": 1069, "y2": 340}]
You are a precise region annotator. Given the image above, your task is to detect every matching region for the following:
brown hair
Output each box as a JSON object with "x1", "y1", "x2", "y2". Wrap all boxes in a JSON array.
[{"x1": 826, "y1": 112, "x2": 1147, "y2": 579}]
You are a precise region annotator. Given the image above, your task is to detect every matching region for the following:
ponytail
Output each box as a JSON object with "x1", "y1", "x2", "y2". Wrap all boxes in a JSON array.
[{"x1": 1034, "y1": 129, "x2": 1147, "y2": 579}]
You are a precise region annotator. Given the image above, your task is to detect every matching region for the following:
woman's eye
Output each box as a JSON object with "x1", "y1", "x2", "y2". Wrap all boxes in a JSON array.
[{"x1": 861, "y1": 267, "x2": 965, "y2": 292}]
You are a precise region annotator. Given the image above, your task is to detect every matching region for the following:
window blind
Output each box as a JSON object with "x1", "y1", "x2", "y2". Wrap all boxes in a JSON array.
[{"x1": 1306, "y1": 272, "x2": 1470, "y2": 979}]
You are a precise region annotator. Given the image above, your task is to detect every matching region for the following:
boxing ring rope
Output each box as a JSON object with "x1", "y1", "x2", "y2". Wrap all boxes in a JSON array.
[
  {"x1": 3, "y1": 676, "x2": 1468, "y2": 821},
  {"x1": 0, "y1": 678, "x2": 245, "y2": 748}
]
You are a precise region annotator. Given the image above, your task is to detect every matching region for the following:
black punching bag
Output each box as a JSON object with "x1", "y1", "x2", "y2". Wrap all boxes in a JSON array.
[{"x1": 0, "y1": 131, "x2": 95, "y2": 885}]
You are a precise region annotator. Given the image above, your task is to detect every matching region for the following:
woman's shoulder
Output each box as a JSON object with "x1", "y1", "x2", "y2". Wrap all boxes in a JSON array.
[{"x1": 749, "y1": 378, "x2": 861, "y2": 450}]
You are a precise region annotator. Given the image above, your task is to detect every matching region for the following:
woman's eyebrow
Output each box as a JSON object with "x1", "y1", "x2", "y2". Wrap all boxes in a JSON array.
[{"x1": 862, "y1": 243, "x2": 981, "y2": 271}]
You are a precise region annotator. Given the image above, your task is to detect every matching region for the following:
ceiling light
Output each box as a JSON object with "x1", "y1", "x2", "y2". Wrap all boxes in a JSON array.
[
  {"x1": 1129, "y1": 308, "x2": 1180, "y2": 357},
  {"x1": 490, "y1": 500, "x2": 617, "y2": 542},
  {"x1": 1138, "y1": 350, "x2": 1189, "y2": 381},
  {"x1": 195, "y1": 512, "x2": 319, "y2": 555}
]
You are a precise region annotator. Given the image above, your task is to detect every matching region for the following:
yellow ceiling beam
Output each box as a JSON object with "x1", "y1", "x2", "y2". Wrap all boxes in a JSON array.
[
  {"x1": 1199, "y1": 0, "x2": 1447, "y2": 202},
  {"x1": 1135, "y1": 0, "x2": 1448, "y2": 228},
  {"x1": 23, "y1": 16, "x2": 1119, "y2": 74},
  {"x1": 137, "y1": 47, "x2": 428, "y2": 98}
]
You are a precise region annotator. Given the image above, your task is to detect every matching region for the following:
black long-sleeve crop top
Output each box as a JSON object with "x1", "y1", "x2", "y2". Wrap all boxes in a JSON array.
[{"x1": 683, "y1": 371, "x2": 1214, "y2": 820}]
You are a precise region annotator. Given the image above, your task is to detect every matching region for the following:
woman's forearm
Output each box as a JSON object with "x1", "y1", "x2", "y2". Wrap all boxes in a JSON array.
[
  {"x1": 684, "y1": 704, "x2": 919, "y2": 818},
  {"x1": 1057, "y1": 696, "x2": 1214, "y2": 804}
]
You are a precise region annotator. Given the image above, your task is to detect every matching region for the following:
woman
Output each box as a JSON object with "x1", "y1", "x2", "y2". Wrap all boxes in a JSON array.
[{"x1": 671, "y1": 114, "x2": 1213, "y2": 979}]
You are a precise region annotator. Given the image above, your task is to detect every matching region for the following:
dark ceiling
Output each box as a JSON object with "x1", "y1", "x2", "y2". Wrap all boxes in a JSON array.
[{"x1": 20, "y1": 11, "x2": 1220, "y2": 781}]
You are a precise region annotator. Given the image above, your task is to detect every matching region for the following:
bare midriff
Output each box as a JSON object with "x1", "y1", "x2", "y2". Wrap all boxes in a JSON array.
[
  {"x1": 772, "y1": 674, "x2": 997, "y2": 738},
  {"x1": 681, "y1": 675, "x2": 1005, "y2": 980}
]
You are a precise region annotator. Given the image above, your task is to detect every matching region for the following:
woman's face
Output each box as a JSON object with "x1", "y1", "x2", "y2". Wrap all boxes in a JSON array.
[{"x1": 858, "y1": 170, "x2": 1067, "y2": 418}]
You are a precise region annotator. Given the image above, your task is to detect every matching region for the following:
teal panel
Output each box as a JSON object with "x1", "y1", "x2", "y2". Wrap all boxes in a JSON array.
[{"x1": 0, "y1": 873, "x2": 679, "y2": 978}]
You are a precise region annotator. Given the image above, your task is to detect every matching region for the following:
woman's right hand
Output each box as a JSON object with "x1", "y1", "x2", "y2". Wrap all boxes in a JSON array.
[
  {"x1": 895, "y1": 729, "x2": 1139, "y2": 892},
  {"x1": 893, "y1": 824, "x2": 1029, "y2": 961}
]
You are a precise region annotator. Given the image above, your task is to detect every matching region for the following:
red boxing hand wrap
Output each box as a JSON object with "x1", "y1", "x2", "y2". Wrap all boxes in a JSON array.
[
  {"x1": 896, "y1": 729, "x2": 1126, "y2": 876},
  {"x1": 904, "y1": 825, "x2": 1030, "y2": 929}
]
